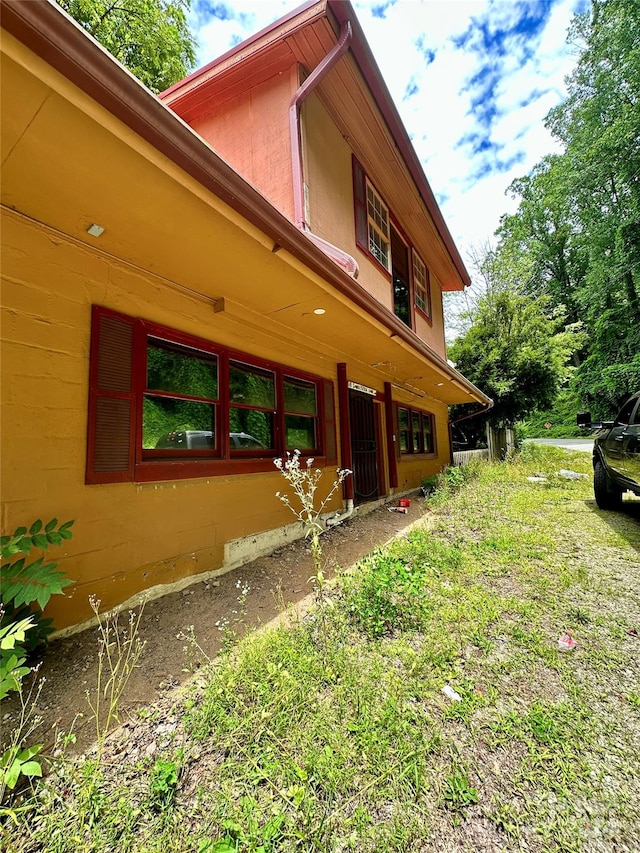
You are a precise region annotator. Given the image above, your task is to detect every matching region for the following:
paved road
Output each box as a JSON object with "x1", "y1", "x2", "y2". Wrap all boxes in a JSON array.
[{"x1": 526, "y1": 437, "x2": 594, "y2": 453}]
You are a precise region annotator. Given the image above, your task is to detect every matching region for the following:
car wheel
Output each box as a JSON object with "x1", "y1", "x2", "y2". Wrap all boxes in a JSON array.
[{"x1": 593, "y1": 458, "x2": 623, "y2": 510}]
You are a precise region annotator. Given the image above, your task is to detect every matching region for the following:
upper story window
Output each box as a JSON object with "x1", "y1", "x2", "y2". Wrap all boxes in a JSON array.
[
  {"x1": 366, "y1": 181, "x2": 390, "y2": 270},
  {"x1": 353, "y1": 157, "x2": 433, "y2": 329},
  {"x1": 353, "y1": 157, "x2": 391, "y2": 273},
  {"x1": 86, "y1": 307, "x2": 337, "y2": 484},
  {"x1": 412, "y1": 251, "x2": 432, "y2": 319}
]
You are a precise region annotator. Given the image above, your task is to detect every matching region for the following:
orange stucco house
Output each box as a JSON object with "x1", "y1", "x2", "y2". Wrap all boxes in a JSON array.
[{"x1": 0, "y1": 0, "x2": 490, "y2": 631}]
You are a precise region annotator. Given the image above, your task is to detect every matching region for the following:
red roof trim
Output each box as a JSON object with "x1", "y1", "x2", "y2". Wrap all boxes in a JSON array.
[{"x1": 161, "y1": 0, "x2": 324, "y2": 99}]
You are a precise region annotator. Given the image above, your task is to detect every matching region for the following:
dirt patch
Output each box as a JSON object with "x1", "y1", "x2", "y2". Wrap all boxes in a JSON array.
[{"x1": 3, "y1": 497, "x2": 430, "y2": 756}]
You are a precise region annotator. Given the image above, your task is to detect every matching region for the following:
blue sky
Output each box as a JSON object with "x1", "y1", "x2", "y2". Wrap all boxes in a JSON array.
[{"x1": 189, "y1": 0, "x2": 589, "y2": 259}]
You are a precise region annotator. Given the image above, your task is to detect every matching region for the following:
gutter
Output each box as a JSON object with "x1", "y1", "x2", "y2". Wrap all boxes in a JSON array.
[
  {"x1": 449, "y1": 400, "x2": 495, "y2": 428},
  {"x1": 1, "y1": 0, "x2": 489, "y2": 406},
  {"x1": 289, "y1": 20, "x2": 358, "y2": 278}
]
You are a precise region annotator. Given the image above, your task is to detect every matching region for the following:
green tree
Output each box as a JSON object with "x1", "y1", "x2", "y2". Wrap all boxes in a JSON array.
[
  {"x1": 494, "y1": 0, "x2": 640, "y2": 416},
  {"x1": 498, "y1": 157, "x2": 588, "y2": 334},
  {"x1": 449, "y1": 288, "x2": 580, "y2": 429},
  {"x1": 58, "y1": 0, "x2": 196, "y2": 93}
]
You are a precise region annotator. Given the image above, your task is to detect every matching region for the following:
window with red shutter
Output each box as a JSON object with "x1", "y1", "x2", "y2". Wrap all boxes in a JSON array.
[{"x1": 86, "y1": 307, "x2": 337, "y2": 483}]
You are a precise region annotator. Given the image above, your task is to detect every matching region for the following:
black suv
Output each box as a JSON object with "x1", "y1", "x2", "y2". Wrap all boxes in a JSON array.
[{"x1": 577, "y1": 391, "x2": 640, "y2": 510}]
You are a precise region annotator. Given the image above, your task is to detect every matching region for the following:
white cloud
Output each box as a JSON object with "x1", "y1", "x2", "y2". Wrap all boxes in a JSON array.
[{"x1": 189, "y1": 0, "x2": 588, "y2": 259}]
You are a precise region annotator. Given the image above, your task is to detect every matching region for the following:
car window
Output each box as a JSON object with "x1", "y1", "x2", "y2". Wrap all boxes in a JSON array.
[
  {"x1": 616, "y1": 398, "x2": 636, "y2": 426},
  {"x1": 631, "y1": 400, "x2": 640, "y2": 426}
]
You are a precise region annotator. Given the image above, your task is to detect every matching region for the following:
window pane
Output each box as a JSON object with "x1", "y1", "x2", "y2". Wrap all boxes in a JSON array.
[
  {"x1": 229, "y1": 407, "x2": 274, "y2": 450},
  {"x1": 147, "y1": 342, "x2": 217, "y2": 399},
  {"x1": 423, "y1": 416, "x2": 433, "y2": 453},
  {"x1": 230, "y1": 362, "x2": 275, "y2": 409},
  {"x1": 412, "y1": 412, "x2": 422, "y2": 452},
  {"x1": 369, "y1": 227, "x2": 389, "y2": 268},
  {"x1": 144, "y1": 395, "x2": 215, "y2": 450},
  {"x1": 366, "y1": 185, "x2": 389, "y2": 236},
  {"x1": 616, "y1": 399, "x2": 635, "y2": 425},
  {"x1": 285, "y1": 415, "x2": 316, "y2": 451},
  {"x1": 393, "y1": 277, "x2": 411, "y2": 327},
  {"x1": 284, "y1": 377, "x2": 317, "y2": 415},
  {"x1": 399, "y1": 407, "x2": 409, "y2": 452}
]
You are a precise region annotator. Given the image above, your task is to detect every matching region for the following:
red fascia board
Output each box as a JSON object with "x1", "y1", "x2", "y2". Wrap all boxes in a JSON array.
[
  {"x1": 0, "y1": 0, "x2": 487, "y2": 404},
  {"x1": 160, "y1": 0, "x2": 325, "y2": 100}
]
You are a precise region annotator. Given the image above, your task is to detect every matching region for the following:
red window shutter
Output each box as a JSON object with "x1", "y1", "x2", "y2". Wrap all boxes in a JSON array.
[
  {"x1": 86, "y1": 306, "x2": 137, "y2": 484},
  {"x1": 322, "y1": 379, "x2": 338, "y2": 465},
  {"x1": 352, "y1": 156, "x2": 368, "y2": 253}
]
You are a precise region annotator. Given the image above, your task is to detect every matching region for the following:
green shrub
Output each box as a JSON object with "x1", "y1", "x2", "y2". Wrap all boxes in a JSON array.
[
  {"x1": 149, "y1": 751, "x2": 182, "y2": 811},
  {"x1": 1, "y1": 518, "x2": 74, "y2": 652},
  {"x1": 0, "y1": 518, "x2": 73, "y2": 804},
  {"x1": 340, "y1": 552, "x2": 432, "y2": 638}
]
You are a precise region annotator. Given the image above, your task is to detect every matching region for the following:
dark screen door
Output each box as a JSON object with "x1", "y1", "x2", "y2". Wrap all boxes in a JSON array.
[{"x1": 349, "y1": 391, "x2": 379, "y2": 504}]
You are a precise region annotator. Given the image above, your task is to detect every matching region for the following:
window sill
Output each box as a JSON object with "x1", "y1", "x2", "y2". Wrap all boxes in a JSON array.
[
  {"x1": 399, "y1": 452, "x2": 437, "y2": 460},
  {"x1": 133, "y1": 456, "x2": 328, "y2": 483}
]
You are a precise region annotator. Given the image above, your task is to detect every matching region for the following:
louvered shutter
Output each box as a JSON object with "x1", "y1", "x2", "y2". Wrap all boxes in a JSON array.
[
  {"x1": 322, "y1": 379, "x2": 338, "y2": 466},
  {"x1": 352, "y1": 156, "x2": 368, "y2": 252},
  {"x1": 86, "y1": 306, "x2": 137, "y2": 484}
]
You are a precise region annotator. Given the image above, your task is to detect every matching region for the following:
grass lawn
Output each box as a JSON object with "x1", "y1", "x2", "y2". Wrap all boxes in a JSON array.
[{"x1": 5, "y1": 444, "x2": 640, "y2": 852}]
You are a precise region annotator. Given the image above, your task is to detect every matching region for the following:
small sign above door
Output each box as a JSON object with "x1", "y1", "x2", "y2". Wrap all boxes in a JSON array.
[{"x1": 348, "y1": 381, "x2": 377, "y2": 397}]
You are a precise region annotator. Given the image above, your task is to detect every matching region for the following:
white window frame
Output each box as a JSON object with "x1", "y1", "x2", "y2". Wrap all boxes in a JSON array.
[
  {"x1": 366, "y1": 179, "x2": 391, "y2": 272},
  {"x1": 412, "y1": 250, "x2": 431, "y2": 317}
]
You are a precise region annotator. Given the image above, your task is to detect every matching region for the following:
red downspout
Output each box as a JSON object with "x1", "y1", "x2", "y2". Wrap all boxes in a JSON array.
[
  {"x1": 337, "y1": 363, "x2": 354, "y2": 502},
  {"x1": 289, "y1": 21, "x2": 359, "y2": 277}
]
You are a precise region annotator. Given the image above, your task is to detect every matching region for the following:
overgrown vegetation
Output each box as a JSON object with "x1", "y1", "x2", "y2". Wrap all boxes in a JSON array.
[
  {"x1": 4, "y1": 449, "x2": 640, "y2": 850},
  {"x1": 519, "y1": 387, "x2": 587, "y2": 438},
  {"x1": 1, "y1": 519, "x2": 73, "y2": 807},
  {"x1": 448, "y1": 289, "x2": 581, "y2": 432}
]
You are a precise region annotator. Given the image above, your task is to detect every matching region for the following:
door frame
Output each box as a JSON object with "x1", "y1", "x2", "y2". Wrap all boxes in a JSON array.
[{"x1": 348, "y1": 388, "x2": 380, "y2": 504}]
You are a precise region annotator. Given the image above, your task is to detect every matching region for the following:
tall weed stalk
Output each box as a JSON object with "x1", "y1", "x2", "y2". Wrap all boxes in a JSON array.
[
  {"x1": 85, "y1": 596, "x2": 146, "y2": 760},
  {"x1": 274, "y1": 450, "x2": 351, "y2": 591}
]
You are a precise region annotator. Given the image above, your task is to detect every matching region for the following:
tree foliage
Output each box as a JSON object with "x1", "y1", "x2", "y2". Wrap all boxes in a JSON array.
[
  {"x1": 495, "y1": 0, "x2": 640, "y2": 417},
  {"x1": 449, "y1": 288, "x2": 580, "y2": 428},
  {"x1": 58, "y1": 0, "x2": 196, "y2": 93}
]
